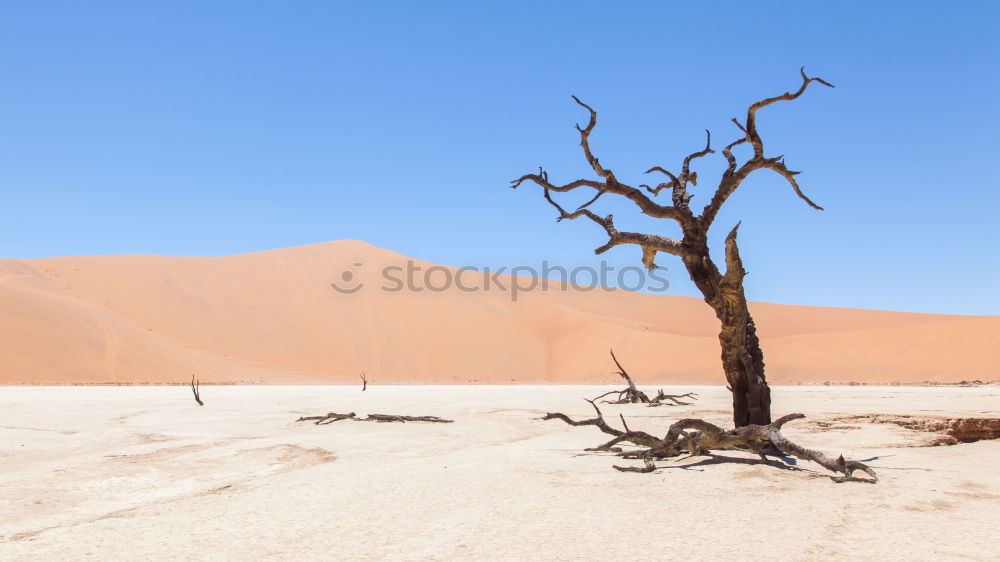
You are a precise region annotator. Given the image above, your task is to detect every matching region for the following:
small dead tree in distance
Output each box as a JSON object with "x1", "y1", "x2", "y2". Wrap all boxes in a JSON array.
[
  {"x1": 190, "y1": 374, "x2": 203, "y2": 406},
  {"x1": 593, "y1": 349, "x2": 697, "y2": 406},
  {"x1": 360, "y1": 371, "x2": 368, "y2": 391},
  {"x1": 513, "y1": 69, "x2": 833, "y2": 427}
]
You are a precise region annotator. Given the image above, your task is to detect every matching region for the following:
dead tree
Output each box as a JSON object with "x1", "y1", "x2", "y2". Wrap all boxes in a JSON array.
[
  {"x1": 513, "y1": 69, "x2": 833, "y2": 427},
  {"x1": 592, "y1": 349, "x2": 697, "y2": 406},
  {"x1": 595, "y1": 349, "x2": 649, "y2": 403},
  {"x1": 360, "y1": 372, "x2": 368, "y2": 391},
  {"x1": 190, "y1": 374, "x2": 203, "y2": 406},
  {"x1": 543, "y1": 402, "x2": 877, "y2": 483}
]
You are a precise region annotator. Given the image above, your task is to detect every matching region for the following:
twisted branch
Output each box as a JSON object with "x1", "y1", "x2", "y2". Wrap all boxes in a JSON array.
[
  {"x1": 514, "y1": 69, "x2": 831, "y2": 286},
  {"x1": 543, "y1": 406, "x2": 877, "y2": 483},
  {"x1": 542, "y1": 189, "x2": 685, "y2": 267},
  {"x1": 700, "y1": 68, "x2": 831, "y2": 226},
  {"x1": 541, "y1": 399, "x2": 661, "y2": 448}
]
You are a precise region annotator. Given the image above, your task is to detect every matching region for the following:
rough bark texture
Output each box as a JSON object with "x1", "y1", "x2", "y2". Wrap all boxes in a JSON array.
[{"x1": 513, "y1": 69, "x2": 832, "y2": 426}]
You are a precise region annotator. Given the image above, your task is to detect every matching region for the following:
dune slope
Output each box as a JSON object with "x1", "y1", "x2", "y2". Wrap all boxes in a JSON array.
[{"x1": 0, "y1": 241, "x2": 995, "y2": 384}]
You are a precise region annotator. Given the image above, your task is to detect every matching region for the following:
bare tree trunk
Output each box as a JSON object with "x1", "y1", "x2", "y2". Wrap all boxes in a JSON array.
[
  {"x1": 682, "y1": 228, "x2": 770, "y2": 426},
  {"x1": 719, "y1": 312, "x2": 770, "y2": 426}
]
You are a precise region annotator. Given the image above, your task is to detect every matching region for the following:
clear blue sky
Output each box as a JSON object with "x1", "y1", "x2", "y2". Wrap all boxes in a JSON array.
[{"x1": 1, "y1": 1, "x2": 998, "y2": 314}]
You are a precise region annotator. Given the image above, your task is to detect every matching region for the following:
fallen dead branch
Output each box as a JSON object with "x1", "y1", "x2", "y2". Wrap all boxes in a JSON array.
[
  {"x1": 297, "y1": 412, "x2": 357, "y2": 424},
  {"x1": 543, "y1": 401, "x2": 876, "y2": 483},
  {"x1": 649, "y1": 389, "x2": 699, "y2": 406},
  {"x1": 296, "y1": 412, "x2": 453, "y2": 424},
  {"x1": 363, "y1": 414, "x2": 452, "y2": 423}
]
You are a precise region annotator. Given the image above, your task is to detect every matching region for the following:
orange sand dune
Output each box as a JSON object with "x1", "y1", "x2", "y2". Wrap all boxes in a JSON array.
[{"x1": 1, "y1": 240, "x2": 996, "y2": 385}]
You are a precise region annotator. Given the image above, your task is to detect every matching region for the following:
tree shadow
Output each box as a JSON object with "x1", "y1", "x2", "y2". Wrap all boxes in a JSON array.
[{"x1": 656, "y1": 452, "x2": 808, "y2": 474}]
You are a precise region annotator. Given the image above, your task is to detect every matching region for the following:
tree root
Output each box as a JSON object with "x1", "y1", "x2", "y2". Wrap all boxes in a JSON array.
[
  {"x1": 296, "y1": 412, "x2": 453, "y2": 424},
  {"x1": 544, "y1": 405, "x2": 877, "y2": 483}
]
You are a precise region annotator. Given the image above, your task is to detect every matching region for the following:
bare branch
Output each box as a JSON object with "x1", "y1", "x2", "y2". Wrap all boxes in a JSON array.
[
  {"x1": 541, "y1": 399, "x2": 662, "y2": 448},
  {"x1": 542, "y1": 190, "x2": 686, "y2": 266},
  {"x1": 700, "y1": 69, "x2": 830, "y2": 226},
  {"x1": 642, "y1": 131, "x2": 713, "y2": 225},
  {"x1": 759, "y1": 158, "x2": 824, "y2": 210},
  {"x1": 571, "y1": 96, "x2": 611, "y2": 181},
  {"x1": 680, "y1": 129, "x2": 714, "y2": 187},
  {"x1": 512, "y1": 98, "x2": 683, "y2": 221},
  {"x1": 745, "y1": 67, "x2": 834, "y2": 158},
  {"x1": 512, "y1": 171, "x2": 680, "y2": 220},
  {"x1": 648, "y1": 390, "x2": 698, "y2": 407},
  {"x1": 721, "y1": 120, "x2": 748, "y2": 176}
]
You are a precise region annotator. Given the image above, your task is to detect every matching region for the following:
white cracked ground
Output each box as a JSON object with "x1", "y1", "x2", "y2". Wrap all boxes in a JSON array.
[{"x1": 1, "y1": 385, "x2": 998, "y2": 561}]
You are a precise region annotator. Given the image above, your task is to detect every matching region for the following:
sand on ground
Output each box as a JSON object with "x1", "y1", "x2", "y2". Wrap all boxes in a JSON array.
[{"x1": 1, "y1": 385, "x2": 997, "y2": 560}]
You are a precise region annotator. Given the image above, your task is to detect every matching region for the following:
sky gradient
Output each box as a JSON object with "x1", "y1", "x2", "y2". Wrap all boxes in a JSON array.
[{"x1": 1, "y1": 1, "x2": 998, "y2": 314}]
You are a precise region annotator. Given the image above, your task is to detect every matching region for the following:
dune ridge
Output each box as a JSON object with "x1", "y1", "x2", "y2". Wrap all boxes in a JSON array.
[{"x1": 1, "y1": 240, "x2": 996, "y2": 385}]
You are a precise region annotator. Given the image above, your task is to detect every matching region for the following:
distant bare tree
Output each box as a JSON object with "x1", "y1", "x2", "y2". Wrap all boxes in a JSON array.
[
  {"x1": 513, "y1": 69, "x2": 832, "y2": 427},
  {"x1": 190, "y1": 374, "x2": 203, "y2": 406},
  {"x1": 593, "y1": 349, "x2": 697, "y2": 406}
]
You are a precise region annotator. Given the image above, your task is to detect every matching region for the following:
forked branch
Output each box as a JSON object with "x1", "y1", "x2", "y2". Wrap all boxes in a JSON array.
[
  {"x1": 514, "y1": 69, "x2": 832, "y2": 250},
  {"x1": 540, "y1": 399, "x2": 662, "y2": 448},
  {"x1": 700, "y1": 68, "x2": 831, "y2": 226}
]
